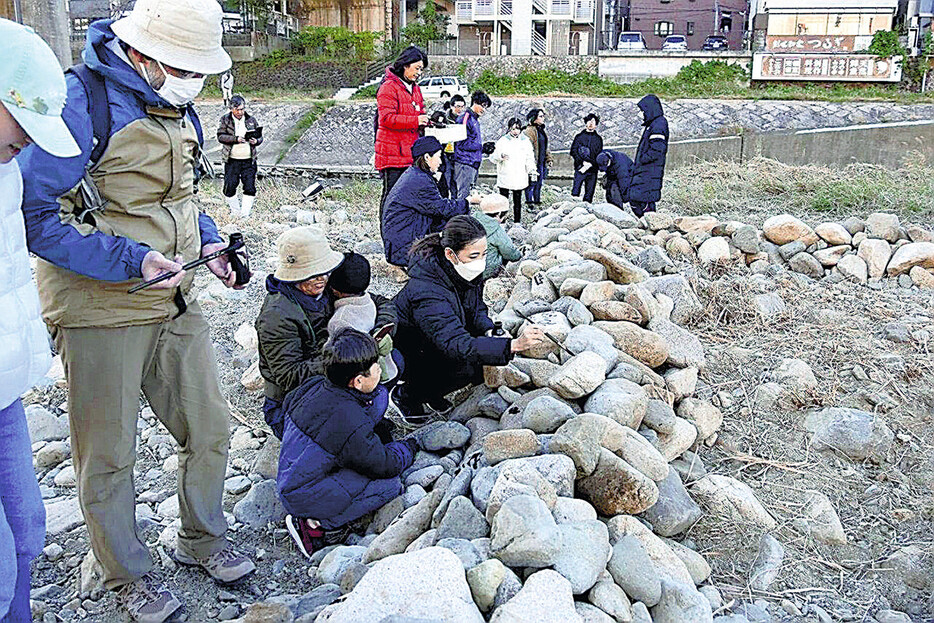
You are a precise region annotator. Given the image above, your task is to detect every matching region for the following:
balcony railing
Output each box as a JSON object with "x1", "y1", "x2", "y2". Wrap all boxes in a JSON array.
[
  {"x1": 551, "y1": 0, "x2": 571, "y2": 15},
  {"x1": 574, "y1": 0, "x2": 594, "y2": 20},
  {"x1": 456, "y1": 0, "x2": 472, "y2": 19},
  {"x1": 500, "y1": 0, "x2": 512, "y2": 16},
  {"x1": 475, "y1": 0, "x2": 494, "y2": 16}
]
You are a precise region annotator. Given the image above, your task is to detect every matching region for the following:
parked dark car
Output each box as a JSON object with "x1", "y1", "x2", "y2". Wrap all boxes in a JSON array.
[{"x1": 702, "y1": 35, "x2": 729, "y2": 51}]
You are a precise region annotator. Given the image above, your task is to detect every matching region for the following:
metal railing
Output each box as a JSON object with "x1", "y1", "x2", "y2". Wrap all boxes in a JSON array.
[
  {"x1": 532, "y1": 0, "x2": 547, "y2": 13},
  {"x1": 574, "y1": 0, "x2": 594, "y2": 20},
  {"x1": 551, "y1": 0, "x2": 571, "y2": 14},
  {"x1": 532, "y1": 30, "x2": 547, "y2": 55},
  {"x1": 456, "y1": 0, "x2": 472, "y2": 19},
  {"x1": 475, "y1": 0, "x2": 494, "y2": 16},
  {"x1": 500, "y1": 0, "x2": 512, "y2": 16}
]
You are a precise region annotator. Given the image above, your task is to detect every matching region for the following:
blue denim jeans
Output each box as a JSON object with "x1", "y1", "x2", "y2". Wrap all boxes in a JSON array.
[
  {"x1": 453, "y1": 163, "x2": 479, "y2": 200},
  {"x1": 525, "y1": 164, "x2": 547, "y2": 204},
  {"x1": 0, "y1": 399, "x2": 46, "y2": 621}
]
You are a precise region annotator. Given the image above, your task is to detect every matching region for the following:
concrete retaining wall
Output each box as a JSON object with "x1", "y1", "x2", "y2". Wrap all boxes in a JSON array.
[{"x1": 598, "y1": 52, "x2": 751, "y2": 83}]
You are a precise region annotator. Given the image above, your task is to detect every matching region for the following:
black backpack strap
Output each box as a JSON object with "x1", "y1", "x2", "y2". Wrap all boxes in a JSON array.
[{"x1": 67, "y1": 63, "x2": 111, "y2": 167}]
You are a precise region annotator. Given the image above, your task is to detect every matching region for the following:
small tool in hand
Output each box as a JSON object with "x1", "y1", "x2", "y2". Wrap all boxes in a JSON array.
[
  {"x1": 512, "y1": 308, "x2": 577, "y2": 358},
  {"x1": 129, "y1": 232, "x2": 251, "y2": 293}
]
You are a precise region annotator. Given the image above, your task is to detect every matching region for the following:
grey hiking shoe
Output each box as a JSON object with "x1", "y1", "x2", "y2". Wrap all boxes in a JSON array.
[
  {"x1": 174, "y1": 544, "x2": 256, "y2": 584},
  {"x1": 116, "y1": 573, "x2": 182, "y2": 623}
]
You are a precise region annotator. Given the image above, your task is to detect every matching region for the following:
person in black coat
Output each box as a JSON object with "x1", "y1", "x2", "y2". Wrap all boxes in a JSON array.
[
  {"x1": 382, "y1": 136, "x2": 480, "y2": 267},
  {"x1": 570, "y1": 113, "x2": 603, "y2": 203},
  {"x1": 392, "y1": 216, "x2": 545, "y2": 421},
  {"x1": 278, "y1": 329, "x2": 416, "y2": 558},
  {"x1": 629, "y1": 94, "x2": 669, "y2": 217},
  {"x1": 596, "y1": 150, "x2": 634, "y2": 210}
]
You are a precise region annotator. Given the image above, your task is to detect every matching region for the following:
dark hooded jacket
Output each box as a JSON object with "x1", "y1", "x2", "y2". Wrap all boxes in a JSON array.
[
  {"x1": 381, "y1": 165, "x2": 468, "y2": 267},
  {"x1": 630, "y1": 95, "x2": 669, "y2": 203},
  {"x1": 393, "y1": 251, "x2": 512, "y2": 388},
  {"x1": 256, "y1": 275, "x2": 396, "y2": 402},
  {"x1": 277, "y1": 377, "x2": 414, "y2": 527},
  {"x1": 598, "y1": 150, "x2": 634, "y2": 209}
]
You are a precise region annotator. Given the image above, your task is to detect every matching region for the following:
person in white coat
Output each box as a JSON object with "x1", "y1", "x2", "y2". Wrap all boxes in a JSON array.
[
  {"x1": 0, "y1": 18, "x2": 80, "y2": 623},
  {"x1": 489, "y1": 117, "x2": 536, "y2": 223}
]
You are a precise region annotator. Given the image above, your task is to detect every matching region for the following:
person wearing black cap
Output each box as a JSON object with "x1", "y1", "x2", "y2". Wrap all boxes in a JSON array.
[
  {"x1": 381, "y1": 136, "x2": 480, "y2": 267},
  {"x1": 327, "y1": 253, "x2": 400, "y2": 385},
  {"x1": 570, "y1": 113, "x2": 603, "y2": 203}
]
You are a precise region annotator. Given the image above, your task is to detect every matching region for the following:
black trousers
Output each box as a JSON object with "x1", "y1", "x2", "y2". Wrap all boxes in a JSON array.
[
  {"x1": 223, "y1": 159, "x2": 257, "y2": 197},
  {"x1": 379, "y1": 167, "x2": 406, "y2": 239},
  {"x1": 499, "y1": 187, "x2": 523, "y2": 223},
  {"x1": 572, "y1": 169, "x2": 598, "y2": 203},
  {"x1": 630, "y1": 200, "x2": 656, "y2": 217}
]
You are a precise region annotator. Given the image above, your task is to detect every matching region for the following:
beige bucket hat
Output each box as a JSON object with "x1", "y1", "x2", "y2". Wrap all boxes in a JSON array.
[
  {"x1": 111, "y1": 0, "x2": 231, "y2": 75},
  {"x1": 275, "y1": 226, "x2": 344, "y2": 283}
]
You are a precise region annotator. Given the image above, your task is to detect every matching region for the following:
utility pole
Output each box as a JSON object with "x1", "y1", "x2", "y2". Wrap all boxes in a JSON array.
[{"x1": 20, "y1": 0, "x2": 72, "y2": 66}]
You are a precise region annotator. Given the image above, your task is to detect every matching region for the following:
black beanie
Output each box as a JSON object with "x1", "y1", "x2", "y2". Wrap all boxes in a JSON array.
[
  {"x1": 329, "y1": 252, "x2": 370, "y2": 295},
  {"x1": 411, "y1": 136, "x2": 443, "y2": 160}
]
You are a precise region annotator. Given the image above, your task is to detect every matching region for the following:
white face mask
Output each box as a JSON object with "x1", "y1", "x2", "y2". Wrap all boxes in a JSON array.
[
  {"x1": 451, "y1": 255, "x2": 486, "y2": 281},
  {"x1": 146, "y1": 60, "x2": 205, "y2": 107}
]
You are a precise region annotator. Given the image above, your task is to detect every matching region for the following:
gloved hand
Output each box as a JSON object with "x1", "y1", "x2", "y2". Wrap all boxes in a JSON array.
[
  {"x1": 402, "y1": 437, "x2": 418, "y2": 456},
  {"x1": 377, "y1": 334, "x2": 394, "y2": 357}
]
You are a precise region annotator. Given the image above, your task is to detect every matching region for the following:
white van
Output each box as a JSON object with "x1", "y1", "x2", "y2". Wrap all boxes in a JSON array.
[
  {"x1": 617, "y1": 32, "x2": 647, "y2": 50},
  {"x1": 417, "y1": 76, "x2": 471, "y2": 101}
]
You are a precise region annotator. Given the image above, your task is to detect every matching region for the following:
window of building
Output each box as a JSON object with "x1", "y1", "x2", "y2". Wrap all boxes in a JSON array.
[
  {"x1": 660, "y1": 0, "x2": 671, "y2": 4},
  {"x1": 654, "y1": 21, "x2": 673, "y2": 36},
  {"x1": 687, "y1": 21, "x2": 695, "y2": 35},
  {"x1": 767, "y1": 13, "x2": 798, "y2": 36}
]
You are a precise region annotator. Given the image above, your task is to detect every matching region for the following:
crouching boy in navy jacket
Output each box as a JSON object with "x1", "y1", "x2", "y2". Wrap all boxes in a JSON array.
[{"x1": 278, "y1": 328, "x2": 416, "y2": 557}]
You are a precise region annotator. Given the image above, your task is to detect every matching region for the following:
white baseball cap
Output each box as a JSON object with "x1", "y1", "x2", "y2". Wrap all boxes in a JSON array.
[
  {"x1": 111, "y1": 0, "x2": 232, "y2": 75},
  {"x1": 0, "y1": 18, "x2": 80, "y2": 158}
]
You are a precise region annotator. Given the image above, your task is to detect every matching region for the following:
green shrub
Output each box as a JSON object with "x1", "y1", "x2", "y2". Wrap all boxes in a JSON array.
[{"x1": 293, "y1": 26, "x2": 380, "y2": 62}]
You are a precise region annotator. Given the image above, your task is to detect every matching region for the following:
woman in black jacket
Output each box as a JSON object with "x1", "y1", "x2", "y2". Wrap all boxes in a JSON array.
[
  {"x1": 569, "y1": 113, "x2": 603, "y2": 203},
  {"x1": 392, "y1": 216, "x2": 544, "y2": 421}
]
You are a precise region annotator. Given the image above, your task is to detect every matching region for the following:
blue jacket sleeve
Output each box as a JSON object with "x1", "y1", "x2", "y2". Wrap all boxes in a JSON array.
[
  {"x1": 411, "y1": 292, "x2": 510, "y2": 366},
  {"x1": 199, "y1": 212, "x2": 223, "y2": 246},
  {"x1": 415, "y1": 177, "x2": 468, "y2": 219},
  {"x1": 18, "y1": 76, "x2": 152, "y2": 280}
]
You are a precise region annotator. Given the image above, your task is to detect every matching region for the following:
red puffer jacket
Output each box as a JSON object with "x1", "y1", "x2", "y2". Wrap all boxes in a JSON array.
[{"x1": 375, "y1": 68, "x2": 425, "y2": 171}]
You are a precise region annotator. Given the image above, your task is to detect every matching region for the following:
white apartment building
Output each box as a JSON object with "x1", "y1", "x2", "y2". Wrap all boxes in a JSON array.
[{"x1": 452, "y1": 0, "x2": 598, "y2": 56}]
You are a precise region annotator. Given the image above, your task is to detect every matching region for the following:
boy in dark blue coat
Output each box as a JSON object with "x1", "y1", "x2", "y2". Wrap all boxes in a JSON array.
[
  {"x1": 629, "y1": 94, "x2": 669, "y2": 217},
  {"x1": 279, "y1": 329, "x2": 416, "y2": 558},
  {"x1": 570, "y1": 113, "x2": 603, "y2": 203},
  {"x1": 596, "y1": 150, "x2": 633, "y2": 210}
]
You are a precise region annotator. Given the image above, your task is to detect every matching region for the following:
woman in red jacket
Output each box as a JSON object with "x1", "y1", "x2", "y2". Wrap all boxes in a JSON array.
[{"x1": 375, "y1": 46, "x2": 429, "y2": 221}]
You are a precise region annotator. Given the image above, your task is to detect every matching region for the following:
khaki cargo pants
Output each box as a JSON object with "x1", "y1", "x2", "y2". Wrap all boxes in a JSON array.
[{"x1": 52, "y1": 302, "x2": 229, "y2": 590}]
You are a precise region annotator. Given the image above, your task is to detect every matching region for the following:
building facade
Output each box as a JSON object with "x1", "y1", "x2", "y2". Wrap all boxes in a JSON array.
[
  {"x1": 453, "y1": 0, "x2": 598, "y2": 55},
  {"x1": 625, "y1": 0, "x2": 748, "y2": 50},
  {"x1": 751, "y1": 0, "x2": 901, "y2": 82}
]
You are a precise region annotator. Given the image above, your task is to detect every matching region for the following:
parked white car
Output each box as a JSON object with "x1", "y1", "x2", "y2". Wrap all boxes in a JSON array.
[
  {"x1": 417, "y1": 76, "x2": 470, "y2": 101},
  {"x1": 662, "y1": 35, "x2": 688, "y2": 51},
  {"x1": 616, "y1": 32, "x2": 647, "y2": 50}
]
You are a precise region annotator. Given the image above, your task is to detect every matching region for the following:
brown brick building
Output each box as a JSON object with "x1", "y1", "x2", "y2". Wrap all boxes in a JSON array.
[{"x1": 627, "y1": 0, "x2": 748, "y2": 50}]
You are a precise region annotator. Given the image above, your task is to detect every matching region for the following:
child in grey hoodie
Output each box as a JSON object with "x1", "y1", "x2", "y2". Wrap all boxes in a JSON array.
[{"x1": 327, "y1": 252, "x2": 399, "y2": 382}]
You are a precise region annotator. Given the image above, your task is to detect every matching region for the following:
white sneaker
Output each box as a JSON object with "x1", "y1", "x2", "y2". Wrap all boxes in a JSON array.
[
  {"x1": 240, "y1": 195, "x2": 254, "y2": 218},
  {"x1": 226, "y1": 195, "x2": 240, "y2": 215}
]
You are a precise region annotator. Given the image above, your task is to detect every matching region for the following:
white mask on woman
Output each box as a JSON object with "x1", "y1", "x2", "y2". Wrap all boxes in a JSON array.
[
  {"x1": 451, "y1": 255, "x2": 485, "y2": 281},
  {"x1": 146, "y1": 60, "x2": 205, "y2": 107}
]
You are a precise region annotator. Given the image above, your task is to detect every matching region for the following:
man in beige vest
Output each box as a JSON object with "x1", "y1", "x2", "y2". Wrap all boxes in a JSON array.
[{"x1": 18, "y1": 0, "x2": 255, "y2": 621}]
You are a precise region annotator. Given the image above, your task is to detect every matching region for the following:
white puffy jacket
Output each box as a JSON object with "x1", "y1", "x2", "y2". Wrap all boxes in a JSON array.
[
  {"x1": 0, "y1": 159, "x2": 51, "y2": 410},
  {"x1": 490, "y1": 133, "x2": 536, "y2": 191}
]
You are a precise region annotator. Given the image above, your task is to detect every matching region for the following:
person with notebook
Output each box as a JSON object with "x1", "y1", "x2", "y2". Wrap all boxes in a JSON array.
[{"x1": 217, "y1": 94, "x2": 262, "y2": 218}]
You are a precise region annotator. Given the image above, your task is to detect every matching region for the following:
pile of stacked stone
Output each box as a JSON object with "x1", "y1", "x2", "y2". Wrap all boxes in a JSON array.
[
  {"x1": 667, "y1": 211, "x2": 933, "y2": 289},
  {"x1": 306, "y1": 200, "x2": 788, "y2": 623}
]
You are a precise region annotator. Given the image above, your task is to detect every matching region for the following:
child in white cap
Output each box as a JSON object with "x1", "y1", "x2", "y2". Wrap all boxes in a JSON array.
[{"x1": 0, "y1": 17, "x2": 80, "y2": 623}]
